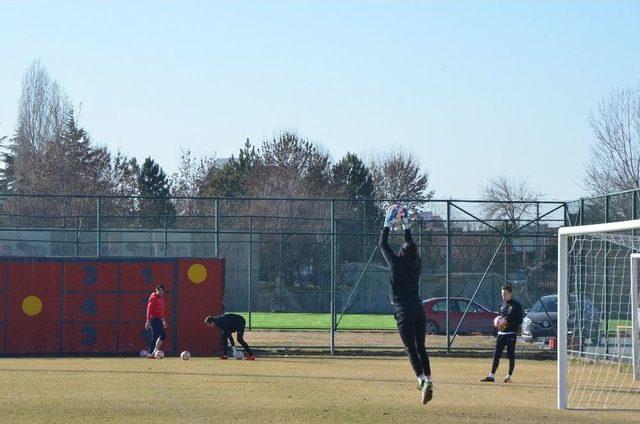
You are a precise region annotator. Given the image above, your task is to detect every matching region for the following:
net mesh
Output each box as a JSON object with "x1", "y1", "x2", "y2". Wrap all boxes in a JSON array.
[{"x1": 566, "y1": 232, "x2": 640, "y2": 409}]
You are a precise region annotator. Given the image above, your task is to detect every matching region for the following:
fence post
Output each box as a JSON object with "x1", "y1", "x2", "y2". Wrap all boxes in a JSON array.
[
  {"x1": 164, "y1": 216, "x2": 168, "y2": 257},
  {"x1": 248, "y1": 217, "x2": 253, "y2": 330},
  {"x1": 330, "y1": 200, "x2": 336, "y2": 355},
  {"x1": 214, "y1": 199, "x2": 219, "y2": 258},
  {"x1": 446, "y1": 201, "x2": 451, "y2": 353},
  {"x1": 604, "y1": 195, "x2": 610, "y2": 356},
  {"x1": 535, "y1": 202, "x2": 540, "y2": 288},
  {"x1": 418, "y1": 218, "x2": 423, "y2": 299},
  {"x1": 504, "y1": 220, "x2": 508, "y2": 285},
  {"x1": 75, "y1": 217, "x2": 80, "y2": 257},
  {"x1": 96, "y1": 197, "x2": 101, "y2": 258}
]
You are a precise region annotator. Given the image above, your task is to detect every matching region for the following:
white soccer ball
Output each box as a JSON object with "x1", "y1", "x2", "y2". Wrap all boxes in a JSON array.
[
  {"x1": 180, "y1": 351, "x2": 191, "y2": 360},
  {"x1": 154, "y1": 350, "x2": 165, "y2": 359},
  {"x1": 233, "y1": 350, "x2": 245, "y2": 360},
  {"x1": 386, "y1": 204, "x2": 405, "y2": 221},
  {"x1": 139, "y1": 349, "x2": 149, "y2": 358},
  {"x1": 493, "y1": 316, "x2": 507, "y2": 330}
]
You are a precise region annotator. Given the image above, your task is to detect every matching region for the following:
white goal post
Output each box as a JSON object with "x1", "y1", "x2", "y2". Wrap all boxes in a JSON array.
[{"x1": 558, "y1": 220, "x2": 640, "y2": 410}]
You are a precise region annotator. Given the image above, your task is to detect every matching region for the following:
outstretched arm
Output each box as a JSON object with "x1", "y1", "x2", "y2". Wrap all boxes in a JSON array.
[
  {"x1": 402, "y1": 207, "x2": 413, "y2": 243},
  {"x1": 379, "y1": 227, "x2": 398, "y2": 267},
  {"x1": 404, "y1": 228, "x2": 413, "y2": 243},
  {"x1": 379, "y1": 206, "x2": 399, "y2": 267}
]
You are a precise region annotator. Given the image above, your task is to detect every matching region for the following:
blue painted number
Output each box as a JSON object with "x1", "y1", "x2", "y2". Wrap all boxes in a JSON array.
[
  {"x1": 80, "y1": 296, "x2": 97, "y2": 317},
  {"x1": 81, "y1": 325, "x2": 97, "y2": 346},
  {"x1": 82, "y1": 266, "x2": 98, "y2": 285}
]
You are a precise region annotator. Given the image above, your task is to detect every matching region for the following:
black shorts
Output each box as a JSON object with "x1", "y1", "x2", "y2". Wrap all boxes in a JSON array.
[{"x1": 150, "y1": 318, "x2": 166, "y2": 341}]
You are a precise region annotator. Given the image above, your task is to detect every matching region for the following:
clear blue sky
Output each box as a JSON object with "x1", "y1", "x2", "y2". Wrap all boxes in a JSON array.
[{"x1": 1, "y1": 1, "x2": 639, "y2": 201}]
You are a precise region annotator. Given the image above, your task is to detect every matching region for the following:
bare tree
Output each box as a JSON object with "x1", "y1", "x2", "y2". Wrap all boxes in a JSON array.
[
  {"x1": 170, "y1": 148, "x2": 216, "y2": 215},
  {"x1": 249, "y1": 131, "x2": 332, "y2": 198},
  {"x1": 369, "y1": 150, "x2": 433, "y2": 211},
  {"x1": 482, "y1": 176, "x2": 541, "y2": 229},
  {"x1": 584, "y1": 84, "x2": 640, "y2": 195},
  {"x1": 15, "y1": 61, "x2": 69, "y2": 150},
  {"x1": 1, "y1": 62, "x2": 116, "y2": 225}
]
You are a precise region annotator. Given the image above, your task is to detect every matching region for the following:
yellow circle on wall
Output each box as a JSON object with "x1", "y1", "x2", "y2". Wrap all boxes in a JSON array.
[
  {"x1": 188, "y1": 264, "x2": 207, "y2": 284},
  {"x1": 22, "y1": 296, "x2": 43, "y2": 316}
]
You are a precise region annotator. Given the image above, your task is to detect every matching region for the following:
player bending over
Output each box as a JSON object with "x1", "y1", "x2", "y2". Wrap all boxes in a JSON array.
[
  {"x1": 205, "y1": 313, "x2": 256, "y2": 360},
  {"x1": 379, "y1": 205, "x2": 433, "y2": 405},
  {"x1": 481, "y1": 285, "x2": 523, "y2": 383}
]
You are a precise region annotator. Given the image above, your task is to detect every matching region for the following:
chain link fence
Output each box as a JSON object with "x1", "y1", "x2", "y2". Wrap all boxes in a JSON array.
[{"x1": 0, "y1": 193, "x2": 568, "y2": 354}]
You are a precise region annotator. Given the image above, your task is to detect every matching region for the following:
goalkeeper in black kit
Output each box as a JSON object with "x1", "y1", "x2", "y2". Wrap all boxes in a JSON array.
[
  {"x1": 205, "y1": 313, "x2": 256, "y2": 360},
  {"x1": 379, "y1": 205, "x2": 433, "y2": 405},
  {"x1": 481, "y1": 285, "x2": 523, "y2": 383}
]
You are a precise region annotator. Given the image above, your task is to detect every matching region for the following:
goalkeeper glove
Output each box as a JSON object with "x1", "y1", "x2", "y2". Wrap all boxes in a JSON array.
[
  {"x1": 384, "y1": 205, "x2": 398, "y2": 228},
  {"x1": 401, "y1": 207, "x2": 410, "y2": 230}
]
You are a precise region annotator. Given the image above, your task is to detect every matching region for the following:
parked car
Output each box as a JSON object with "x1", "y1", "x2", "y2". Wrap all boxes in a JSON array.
[
  {"x1": 522, "y1": 294, "x2": 600, "y2": 343},
  {"x1": 421, "y1": 297, "x2": 498, "y2": 335}
]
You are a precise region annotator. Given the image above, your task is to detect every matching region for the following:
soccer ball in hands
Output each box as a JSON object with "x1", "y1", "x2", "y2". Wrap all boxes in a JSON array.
[
  {"x1": 386, "y1": 204, "x2": 406, "y2": 224},
  {"x1": 493, "y1": 316, "x2": 508, "y2": 331},
  {"x1": 154, "y1": 350, "x2": 165, "y2": 359},
  {"x1": 180, "y1": 351, "x2": 191, "y2": 360}
]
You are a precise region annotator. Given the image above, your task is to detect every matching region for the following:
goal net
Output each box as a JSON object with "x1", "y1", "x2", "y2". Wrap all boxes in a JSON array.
[{"x1": 558, "y1": 221, "x2": 640, "y2": 410}]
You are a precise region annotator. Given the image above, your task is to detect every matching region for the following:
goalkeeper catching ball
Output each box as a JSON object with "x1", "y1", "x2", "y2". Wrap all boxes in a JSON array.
[
  {"x1": 481, "y1": 285, "x2": 523, "y2": 383},
  {"x1": 379, "y1": 204, "x2": 433, "y2": 405}
]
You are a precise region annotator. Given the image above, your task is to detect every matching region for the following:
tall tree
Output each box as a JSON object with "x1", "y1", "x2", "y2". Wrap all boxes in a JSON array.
[
  {"x1": 250, "y1": 132, "x2": 331, "y2": 198},
  {"x1": 331, "y1": 152, "x2": 374, "y2": 200},
  {"x1": 7, "y1": 61, "x2": 70, "y2": 194},
  {"x1": 170, "y1": 149, "x2": 216, "y2": 216},
  {"x1": 138, "y1": 157, "x2": 176, "y2": 228},
  {"x1": 584, "y1": 84, "x2": 640, "y2": 195},
  {"x1": 2, "y1": 62, "x2": 112, "y2": 196},
  {"x1": 201, "y1": 139, "x2": 258, "y2": 198},
  {"x1": 482, "y1": 176, "x2": 541, "y2": 230},
  {"x1": 369, "y1": 150, "x2": 433, "y2": 211},
  {"x1": 0, "y1": 134, "x2": 13, "y2": 192},
  {"x1": 108, "y1": 152, "x2": 140, "y2": 220},
  {"x1": 245, "y1": 132, "x2": 332, "y2": 287},
  {"x1": 331, "y1": 152, "x2": 378, "y2": 262}
]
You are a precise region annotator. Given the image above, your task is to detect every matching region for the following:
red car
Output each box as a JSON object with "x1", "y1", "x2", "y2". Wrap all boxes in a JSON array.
[{"x1": 421, "y1": 297, "x2": 498, "y2": 335}]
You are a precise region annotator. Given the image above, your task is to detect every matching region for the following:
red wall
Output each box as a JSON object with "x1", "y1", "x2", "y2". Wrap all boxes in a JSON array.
[{"x1": 0, "y1": 258, "x2": 224, "y2": 356}]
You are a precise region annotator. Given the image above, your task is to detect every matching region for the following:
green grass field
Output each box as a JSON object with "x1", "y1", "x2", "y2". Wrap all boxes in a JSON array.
[
  {"x1": 0, "y1": 356, "x2": 638, "y2": 423},
  {"x1": 235, "y1": 312, "x2": 398, "y2": 330},
  {"x1": 235, "y1": 312, "x2": 637, "y2": 337}
]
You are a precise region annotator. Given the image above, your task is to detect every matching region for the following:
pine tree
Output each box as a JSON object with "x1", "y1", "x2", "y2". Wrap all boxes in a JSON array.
[
  {"x1": 201, "y1": 139, "x2": 259, "y2": 197},
  {"x1": 138, "y1": 157, "x2": 176, "y2": 228},
  {"x1": 332, "y1": 152, "x2": 378, "y2": 263},
  {"x1": 332, "y1": 152, "x2": 374, "y2": 200},
  {"x1": 0, "y1": 135, "x2": 15, "y2": 192}
]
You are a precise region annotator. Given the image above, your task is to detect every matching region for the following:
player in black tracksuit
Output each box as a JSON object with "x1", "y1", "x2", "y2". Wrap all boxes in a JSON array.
[
  {"x1": 205, "y1": 313, "x2": 255, "y2": 360},
  {"x1": 379, "y1": 205, "x2": 433, "y2": 405},
  {"x1": 481, "y1": 285, "x2": 523, "y2": 383}
]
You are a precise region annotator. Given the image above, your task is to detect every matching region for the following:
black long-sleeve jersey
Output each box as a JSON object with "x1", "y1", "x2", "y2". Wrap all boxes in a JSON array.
[
  {"x1": 210, "y1": 313, "x2": 246, "y2": 333},
  {"x1": 498, "y1": 298, "x2": 523, "y2": 334},
  {"x1": 378, "y1": 227, "x2": 422, "y2": 307}
]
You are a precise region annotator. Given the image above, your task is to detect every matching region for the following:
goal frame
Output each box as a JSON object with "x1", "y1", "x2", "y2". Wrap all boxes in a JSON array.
[{"x1": 557, "y1": 220, "x2": 640, "y2": 409}]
